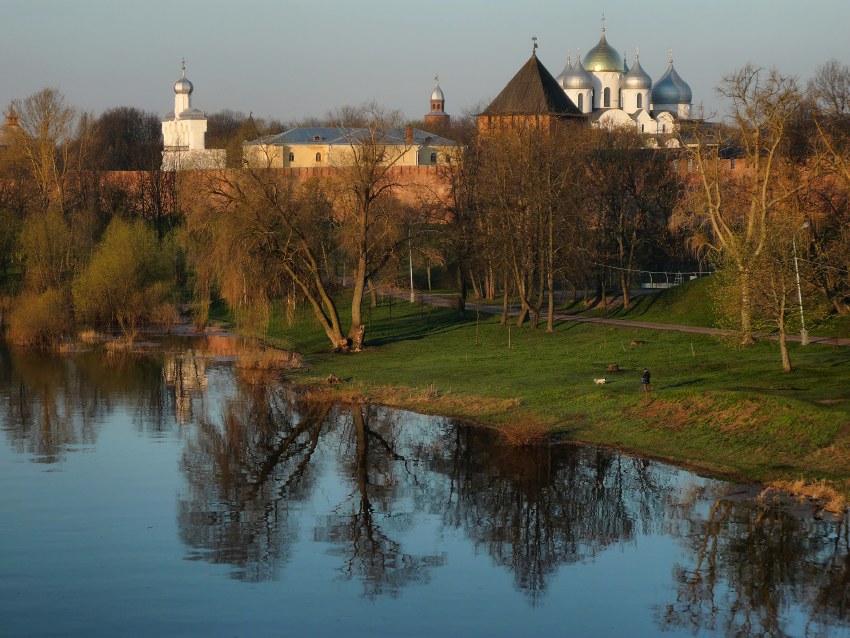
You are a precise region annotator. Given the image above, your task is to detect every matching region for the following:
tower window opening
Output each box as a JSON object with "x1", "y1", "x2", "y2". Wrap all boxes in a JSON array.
[
  {"x1": 430, "y1": 152, "x2": 437, "y2": 164},
  {"x1": 604, "y1": 87, "x2": 611, "y2": 108},
  {"x1": 288, "y1": 152, "x2": 294, "y2": 162},
  {"x1": 637, "y1": 94, "x2": 642, "y2": 109},
  {"x1": 315, "y1": 152, "x2": 322, "y2": 162},
  {"x1": 577, "y1": 94, "x2": 583, "y2": 110}
]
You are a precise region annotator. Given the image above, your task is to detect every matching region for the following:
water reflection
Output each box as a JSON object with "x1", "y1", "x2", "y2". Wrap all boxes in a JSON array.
[
  {"x1": 314, "y1": 405, "x2": 446, "y2": 598},
  {"x1": 178, "y1": 380, "x2": 326, "y2": 581},
  {"x1": 420, "y1": 426, "x2": 677, "y2": 605},
  {"x1": 659, "y1": 490, "x2": 850, "y2": 637},
  {"x1": 2, "y1": 337, "x2": 849, "y2": 636},
  {"x1": 0, "y1": 344, "x2": 165, "y2": 461}
]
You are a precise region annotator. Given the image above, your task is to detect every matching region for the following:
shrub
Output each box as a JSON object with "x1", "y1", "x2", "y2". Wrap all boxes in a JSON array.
[
  {"x1": 6, "y1": 287, "x2": 71, "y2": 348},
  {"x1": 73, "y1": 218, "x2": 177, "y2": 342}
]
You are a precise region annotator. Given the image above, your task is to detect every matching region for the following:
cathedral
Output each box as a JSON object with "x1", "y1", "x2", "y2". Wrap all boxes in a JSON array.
[
  {"x1": 479, "y1": 20, "x2": 695, "y2": 143},
  {"x1": 555, "y1": 20, "x2": 693, "y2": 137}
]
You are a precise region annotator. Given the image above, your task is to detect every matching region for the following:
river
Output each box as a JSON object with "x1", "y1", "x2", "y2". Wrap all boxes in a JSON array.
[{"x1": 0, "y1": 336, "x2": 848, "y2": 637}]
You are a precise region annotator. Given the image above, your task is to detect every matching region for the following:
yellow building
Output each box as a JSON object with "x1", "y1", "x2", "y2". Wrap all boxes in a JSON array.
[{"x1": 243, "y1": 125, "x2": 458, "y2": 169}]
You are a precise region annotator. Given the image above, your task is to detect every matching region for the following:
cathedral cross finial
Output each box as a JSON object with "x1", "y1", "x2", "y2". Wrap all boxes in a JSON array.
[
  {"x1": 434, "y1": 75, "x2": 439, "y2": 87},
  {"x1": 635, "y1": 47, "x2": 640, "y2": 61},
  {"x1": 532, "y1": 36, "x2": 538, "y2": 54},
  {"x1": 601, "y1": 12, "x2": 606, "y2": 33},
  {"x1": 181, "y1": 58, "x2": 186, "y2": 77},
  {"x1": 669, "y1": 49, "x2": 673, "y2": 64}
]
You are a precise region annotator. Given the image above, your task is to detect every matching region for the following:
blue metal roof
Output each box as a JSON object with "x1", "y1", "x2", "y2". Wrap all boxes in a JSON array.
[{"x1": 246, "y1": 126, "x2": 456, "y2": 147}]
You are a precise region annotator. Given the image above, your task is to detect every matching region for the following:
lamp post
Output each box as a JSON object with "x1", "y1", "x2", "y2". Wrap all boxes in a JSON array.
[{"x1": 792, "y1": 222, "x2": 810, "y2": 346}]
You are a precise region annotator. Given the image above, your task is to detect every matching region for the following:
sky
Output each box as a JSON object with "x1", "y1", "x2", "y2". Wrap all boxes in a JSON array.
[{"x1": 1, "y1": 0, "x2": 849, "y2": 124}]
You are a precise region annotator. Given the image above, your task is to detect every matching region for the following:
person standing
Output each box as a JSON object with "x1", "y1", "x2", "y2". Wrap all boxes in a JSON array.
[{"x1": 641, "y1": 368, "x2": 651, "y2": 402}]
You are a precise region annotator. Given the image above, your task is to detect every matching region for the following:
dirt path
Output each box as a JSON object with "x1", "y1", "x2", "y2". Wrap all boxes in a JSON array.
[{"x1": 395, "y1": 290, "x2": 850, "y2": 347}]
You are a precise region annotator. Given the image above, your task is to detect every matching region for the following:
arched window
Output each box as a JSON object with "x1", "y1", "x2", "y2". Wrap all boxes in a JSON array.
[
  {"x1": 315, "y1": 152, "x2": 322, "y2": 162},
  {"x1": 430, "y1": 152, "x2": 437, "y2": 164},
  {"x1": 641, "y1": 124, "x2": 645, "y2": 132},
  {"x1": 577, "y1": 94, "x2": 583, "y2": 111},
  {"x1": 603, "y1": 87, "x2": 610, "y2": 108},
  {"x1": 636, "y1": 94, "x2": 642, "y2": 109},
  {"x1": 662, "y1": 124, "x2": 667, "y2": 133},
  {"x1": 618, "y1": 89, "x2": 622, "y2": 107},
  {"x1": 288, "y1": 152, "x2": 294, "y2": 162}
]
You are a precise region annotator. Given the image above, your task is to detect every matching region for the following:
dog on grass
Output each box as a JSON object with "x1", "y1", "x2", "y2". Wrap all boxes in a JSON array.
[{"x1": 594, "y1": 378, "x2": 607, "y2": 385}]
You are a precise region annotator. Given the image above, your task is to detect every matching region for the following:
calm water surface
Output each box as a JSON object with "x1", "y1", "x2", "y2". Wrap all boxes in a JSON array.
[{"x1": 1, "y1": 337, "x2": 848, "y2": 638}]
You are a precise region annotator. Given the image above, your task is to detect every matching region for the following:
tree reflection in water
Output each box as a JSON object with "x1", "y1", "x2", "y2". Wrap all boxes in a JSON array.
[
  {"x1": 3, "y1": 340, "x2": 849, "y2": 629},
  {"x1": 418, "y1": 424, "x2": 676, "y2": 605},
  {"x1": 178, "y1": 380, "x2": 328, "y2": 581},
  {"x1": 314, "y1": 405, "x2": 446, "y2": 598},
  {"x1": 0, "y1": 344, "x2": 167, "y2": 462},
  {"x1": 659, "y1": 489, "x2": 850, "y2": 637}
]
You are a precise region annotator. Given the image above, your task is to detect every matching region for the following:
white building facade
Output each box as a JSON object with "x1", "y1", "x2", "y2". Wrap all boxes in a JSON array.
[
  {"x1": 161, "y1": 62, "x2": 224, "y2": 170},
  {"x1": 555, "y1": 22, "x2": 693, "y2": 138}
]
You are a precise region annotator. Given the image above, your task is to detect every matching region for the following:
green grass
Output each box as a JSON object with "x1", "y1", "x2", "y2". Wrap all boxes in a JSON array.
[
  {"x1": 561, "y1": 276, "x2": 719, "y2": 326},
  {"x1": 213, "y1": 292, "x2": 850, "y2": 496},
  {"x1": 560, "y1": 276, "x2": 850, "y2": 339}
]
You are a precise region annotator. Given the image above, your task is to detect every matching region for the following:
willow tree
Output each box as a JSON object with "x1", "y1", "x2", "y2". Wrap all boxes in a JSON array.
[
  {"x1": 186, "y1": 168, "x2": 349, "y2": 351},
  {"x1": 682, "y1": 65, "x2": 803, "y2": 343}
]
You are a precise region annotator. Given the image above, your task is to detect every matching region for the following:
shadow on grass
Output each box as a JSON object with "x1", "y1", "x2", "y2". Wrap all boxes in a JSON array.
[{"x1": 661, "y1": 378, "x2": 704, "y2": 390}]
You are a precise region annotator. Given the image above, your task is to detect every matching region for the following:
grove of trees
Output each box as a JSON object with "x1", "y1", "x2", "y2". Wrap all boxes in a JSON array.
[{"x1": 1, "y1": 58, "x2": 849, "y2": 372}]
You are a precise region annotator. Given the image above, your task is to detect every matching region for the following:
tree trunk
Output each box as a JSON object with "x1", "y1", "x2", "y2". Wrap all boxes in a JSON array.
[
  {"x1": 368, "y1": 277, "x2": 377, "y2": 308},
  {"x1": 516, "y1": 305, "x2": 529, "y2": 328},
  {"x1": 454, "y1": 260, "x2": 466, "y2": 318},
  {"x1": 620, "y1": 272, "x2": 631, "y2": 308},
  {"x1": 349, "y1": 253, "x2": 367, "y2": 350},
  {"x1": 739, "y1": 267, "x2": 754, "y2": 345},
  {"x1": 426, "y1": 261, "x2": 432, "y2": 291},
  {"x1": 500, "y1": 272, "x2": 509, "y2": 325},
  {"x1": 778, "y1": 325, "x2": 792, "y2": 372},
  {"x1": 470, "y1": 269, "x2": 482, "y2": 300}
]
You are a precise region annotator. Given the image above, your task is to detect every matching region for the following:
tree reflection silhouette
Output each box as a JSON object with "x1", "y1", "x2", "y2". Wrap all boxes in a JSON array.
[
  {"x1": 421, "y1": 424, "x2": 675, "y2": 605},
  {"x1": 178, "y1": 381, "x2": 328, "y2": 581},
  {"x1": 659, "y1": 491, "x2": 850, "y2": 637},
  {"x1": 0, "y1": 344, "x2": 165, "y2": 462},
  {"x1": 315, "y1": 405, "x2": 446, "y2": 598}
]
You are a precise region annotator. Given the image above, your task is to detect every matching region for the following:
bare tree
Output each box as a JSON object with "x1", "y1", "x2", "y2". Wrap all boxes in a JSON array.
[
  {"x1": 329, "y1": 102, "x2": 416, "y2": 351},
  {"x1": 11, "y1": 88, "x2": 81, "y2": 212},
  {"x1": 583, "y1": 128, "x2": 678, "y2": 308},
  {"x1": 682, "y1": 65, "x2": 803, "y2": 343}
]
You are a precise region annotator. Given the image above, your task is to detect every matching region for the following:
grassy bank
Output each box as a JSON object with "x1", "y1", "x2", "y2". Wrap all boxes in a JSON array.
[{"x1": 214, "y1": 287, "x2": 850, "y2": 499}]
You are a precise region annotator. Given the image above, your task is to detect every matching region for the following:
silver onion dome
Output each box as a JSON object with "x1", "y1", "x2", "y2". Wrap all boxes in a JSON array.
[
  {"x1": 555, "y1": 57, "x2": 573, "y2": 88},
  {"x1": 651, "y1": 60, "x2": 692, "y2": 104},
  {"x1": 431, "y1": 80, "x2": 446, "y2": 101},
  {"x1": 623, "y1": 56, "x2": 652, "y2": 90},
  {"x1": 174, "y1": 60, "x2": 193, "y2": 95},
  {"x1": 561, "y1": 58, "x2": 594, "y2": 90}
]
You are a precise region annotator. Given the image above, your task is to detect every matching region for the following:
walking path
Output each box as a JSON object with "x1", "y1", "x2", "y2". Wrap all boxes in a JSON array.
[{"x1": 392, "y1": 290, "x2": 850, "y2": 347}]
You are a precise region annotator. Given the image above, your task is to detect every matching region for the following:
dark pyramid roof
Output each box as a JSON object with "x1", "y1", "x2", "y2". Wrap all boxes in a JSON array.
[{"x1": 482, "y1": 54, "x2": 583, "y2": 116}]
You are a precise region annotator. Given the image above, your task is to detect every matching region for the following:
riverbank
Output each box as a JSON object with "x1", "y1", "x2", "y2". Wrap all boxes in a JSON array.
[{"x1": 213, "y1": 292, "x2": 850, "y2": 504}]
